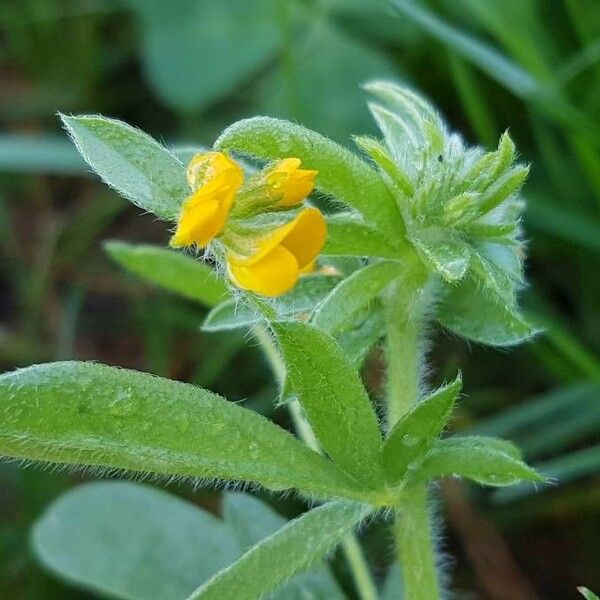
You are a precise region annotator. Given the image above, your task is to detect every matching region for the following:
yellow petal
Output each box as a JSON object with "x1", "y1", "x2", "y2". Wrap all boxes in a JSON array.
[
  {"x1": 171, "y1": 172, "x2": 238, "y2": 248},
  {"x1": 227, "y1": 245, "x2": 299, "y2": 296},
  {"x1": 266, "y1": 158, "x2": 318, "y2": 206},
  {"x1": 228, "y1": 207, "x2": 326, "y2": 269},
  {"x1": 187, "y1": 151, "x2": 244, "y2": 190},
  {"x1": 170, "y1": 198, "x2": 220, "y2": 248},
  {"x1": 279, "y1": 207, "x2": 326, "y2": 269}
]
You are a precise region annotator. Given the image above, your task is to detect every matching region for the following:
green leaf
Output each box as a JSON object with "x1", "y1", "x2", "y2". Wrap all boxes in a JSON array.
[
  {"x1": 61, "y1": 114, "x2": 188, "y2": 220},
  {"x1": 336, "y1": 304, "x2": 386, "y2": 369},
  {"x1": 222, "y1": 494, "x2": 347, "y2": 600},
  {"x1": 578, "y1": 588, "x2": 600, "y2": 600},
  {"x1": 415, "y1": 436, "x2": 543, "y2": 487},
  {"x1": 215, "y1": 117, "x2": 404, "y2": 239},
  {"x1": 271, "y1": 321, "x2": 384, "y2": 486},
  {"x1": 203, "y1": 300, "x2": 259, "y2": 332},
  {"x1": 409, "y1": 228, "x2": 471, "y2": 283},
  {"x1": 364, "y1": 80, "x2": 442, "y2": 134},
  {"x1": 437, "y1": 278, "x2": 540, "y2": 346},
  {"x1": 353, "y1": 135, "x2": 414, "y2": 197},
  {"x1": 187, "y1": 501, "x2": 370, "y2": 600},
  {"x1": 313, "y1": 261, "x2": 403, "y2": 334},
  {"x1": 383, "y1": 376, "x2": 462, "y2": 484},
  {"x1": 324, "y1": 215, "x2": 401, "y2": 258},
  {"x1": 105, "y1": 241, "x2": 229, "y2": 307},
  {"x1": 203, "y1": 275, "x2": 341, "y2": 332},
  {"x1": 33, "y1": 483, "x2": 346, "y2": 600},
  {"x1": 0, "y1": 362, "x2": 367, "y2": 500},
  {"x1": 33, "y1": 482, "x2": 239, "y2": 599},
  {"x1": 368, "y1": 101, "x2": 420, "y2": 158},
  {"x1": 128, "y1": 0, "x2": 280, "y2": 112}
]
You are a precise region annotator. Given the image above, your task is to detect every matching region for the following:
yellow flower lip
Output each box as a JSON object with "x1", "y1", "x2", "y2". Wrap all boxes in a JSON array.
[
  {"x1": 227, "y1": 207, "x2": 327, "y2": 297},
  {"x1": 266, "y1": 158, "x2": 318, "y2": 207},
  {"x1": 171, "y1": 152, "x2": 243, "y2": 249}
]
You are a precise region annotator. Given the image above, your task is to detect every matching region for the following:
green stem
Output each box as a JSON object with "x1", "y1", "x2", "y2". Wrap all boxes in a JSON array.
[
  {"x1": 384, "y1": 282, "x2": 441, "y2": 599},
  {"x1": 384, "y1": 309, "x2": 422, "y2": 426},
  {"x1": 252, "y1": 324, "x2": 379, "y2": 600},
  {"x1": 340, "y1": 535, "x2": 379, "y2": 600},
  {"x1": 394, "y1": 486, "x2": 440, "y2": 600}
]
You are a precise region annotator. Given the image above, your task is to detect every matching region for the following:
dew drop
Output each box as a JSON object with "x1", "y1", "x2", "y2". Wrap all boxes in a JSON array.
[
  {"x1": 402, "y1": 434, "x2": 420, "y2": 447},
  {"x1": 108, "y1": 386, "x2": 136, "y2": 417}
]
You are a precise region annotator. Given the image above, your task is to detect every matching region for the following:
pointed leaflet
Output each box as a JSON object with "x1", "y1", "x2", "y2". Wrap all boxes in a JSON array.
[
  {"x1": 383, "y1": 376, "x2": 461, "y2": 484},
  {"x1": 437, "y1": 276, "x2": 540, "y2": 346},
  {"x1": 222, "y1": 494, "x2": 346, "y2": 599},
  {"x1": 203, "y1": 275, "x2": 341, "y2": 332},
  {"x1": 368, "y1": 102, "x2": 420, "y2": 158},
  {"x1": 0, "y1": 362, "x2": 368, "y2": 501},
  {"x1": 313, "y1": 261, "x2": 403, "y2": 334},
  {"x1": 105, "y1": 242, "x2": 229, "y2": 307},
  {"x1": 188, "y1": 501, "x2": 370, "y2": 600},
  {"x1": 271, "y1": 321, "x2": 384, "y2": 486},
  {"x1": 324, "y1": 215, "x2": 401, "y2": 258},
  {"x1": 578, "y1": 588, "x2": 600, "y2": 600},
  {"x1": 410, "y1": 228, "x2": 471, "y2": 283},
  {"x1": 414, "y1": 436, "x2": 544, "y2": 487},
  {"x1": 215, "y1": 117, "x2": 404, "y2": 240},
  {"x1": 61, "y1": 115, "x2": 188, "y2": 220}
]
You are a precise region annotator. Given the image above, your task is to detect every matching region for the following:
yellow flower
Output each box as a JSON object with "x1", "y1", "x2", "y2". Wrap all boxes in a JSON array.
[
  {"x1": 227, "y1": 207, "x2": 326, "y2": 296},
  {"x1": 171, "y1": 152, "x2": 243, "y2": 249},
  {"x1": 186, "y1": 151, "x2": 242, "y2": 190},
  {"x1": 266, "y1": 158, "x2": 318, "y2": 206}
]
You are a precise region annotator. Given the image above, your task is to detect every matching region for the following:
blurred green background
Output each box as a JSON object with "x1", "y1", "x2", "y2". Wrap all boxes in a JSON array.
[{"x1": 1, "y1": 0, "x2": 600, "y2": 598}]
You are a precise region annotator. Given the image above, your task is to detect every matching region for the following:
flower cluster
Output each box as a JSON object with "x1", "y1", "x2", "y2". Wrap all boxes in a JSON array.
[{"x1": 170, "y1": 151, "x2": 324, "y2": 296}]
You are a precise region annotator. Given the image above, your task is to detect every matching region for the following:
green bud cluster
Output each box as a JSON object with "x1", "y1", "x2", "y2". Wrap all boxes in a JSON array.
[{"x1": 356, "y1": 81, "x2": 529, "y2": 308}]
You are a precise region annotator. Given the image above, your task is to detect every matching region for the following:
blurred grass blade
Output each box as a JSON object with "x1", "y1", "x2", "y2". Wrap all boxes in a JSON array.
[
  {"x1": 472, "y1": 383, "x2": 600, "y2": 438},
  {"x1": 187, "y1": 501, "x2": 370, "y2": 600},
  {"x1": 0, "y1": 134, "x2": 85, "y2": 174},
  {"x1": 493, "y1": 444, "x2": 600, "y2": 504},
  {"x1": 390, "y1": 0, "x2": 599, "y2": 140},
  {"x1": 0, "y1": 362, "x2": 367, "y2": 500},
  {"x1": 105, "y1": 241, "x2": 229, "y2": 307},
  {"x1": 448, "y1": 54, "x2": 497, "y2": 148},
  {"x1": 526, "y1": 194, "x2": 600, "y2": 256}
]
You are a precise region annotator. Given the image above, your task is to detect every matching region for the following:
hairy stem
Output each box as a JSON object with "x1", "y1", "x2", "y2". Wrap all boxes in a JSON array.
[
  {"x1": 384, "y1": 309, "x2": 422, "y2": 427},
  {"x1": 394, "y1": 486, "x2": 440, "y2": 600},
  {"x1": 252, "y1": 323, "x2": 379, "y2": 600},
  {"x1": 384, "y1": 281, "x2": 441, "y2": 599}
]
